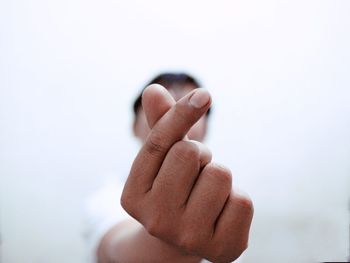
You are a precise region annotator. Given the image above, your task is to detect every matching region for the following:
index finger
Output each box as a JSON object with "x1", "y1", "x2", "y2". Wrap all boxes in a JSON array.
[{"x1": 125, "y1": 87, "x2": 211, "y2": 196}]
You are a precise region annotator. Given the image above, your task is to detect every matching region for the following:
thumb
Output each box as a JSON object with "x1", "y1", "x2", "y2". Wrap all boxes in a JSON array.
[{"x1": 141, "y1": 84, "x2": 176, "y2": 129}]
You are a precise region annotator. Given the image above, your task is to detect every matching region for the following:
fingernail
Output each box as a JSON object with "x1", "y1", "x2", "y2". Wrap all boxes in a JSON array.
[{"x1": 189, "y1": 89, "x2": 210, "y2": 109}]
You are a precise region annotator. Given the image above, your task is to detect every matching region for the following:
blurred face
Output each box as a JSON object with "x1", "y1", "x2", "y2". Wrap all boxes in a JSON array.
[{"x1": 133, "y1": 85, "x2": 208, "y2": 143}]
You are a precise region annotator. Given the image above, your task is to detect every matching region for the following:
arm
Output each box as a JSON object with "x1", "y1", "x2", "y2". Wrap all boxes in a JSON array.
[{"x1": 97, "y1": 219, "x2": 201, "y2": 263}]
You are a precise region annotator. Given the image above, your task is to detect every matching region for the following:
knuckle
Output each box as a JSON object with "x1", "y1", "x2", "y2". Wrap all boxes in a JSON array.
[
  {"x1": 209, "y1": 244, "x2": 226, "y2": 262},
  {"x1": 235, "y1": 194, "x2": 254, "y2": 215},
  {"x1": 176, "y1": 232, "x2": 198, "y2": 252},
  {"x1": 234, "y1": 239, "x2": 249, "y2": 260},
  {"x1": 175, "y1": 223, "x2": 210, "y2": 254},
  {"x1": 120, "y1": 191, "x2": 140, "y2": 220},
  {"x1": 145, "y1": 129, "x2": 168, "y2": 156},
  {"x1": 144, "y1": 210, "x2": 176, "y2": 240},
  {"x1": 209, "y1": 241, "x2": 245, "y2": 263},
  {"x1": 144, "y1": 214, "x2": 163, "y2": 237},
  {"x1": 190, "y1": 140, "x2": 212, "y2": 165},
  {"x1": 217, "y1": 168, "x2": 232, "y2": 185},
  {"x1": 120, "y1": 191, "x2": 131, "y2": 211},
  {"x1": 205, "y1": 163, "x2": 232, "y2": 186},
  {"x1": 120, "y1": 190, "x2": 139, "y2": 218},
  {"x1": 171, "y1": 141, "x2": 200, "y2": 163}
]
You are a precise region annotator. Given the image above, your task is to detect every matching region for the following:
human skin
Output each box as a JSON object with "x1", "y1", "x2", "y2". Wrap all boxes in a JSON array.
[
  {"x1": 133, "y1": 84, "x2": 208, "y2": 143},
  {"x1": 97, "y1": 84, "x2": 254, "y2": 263}
]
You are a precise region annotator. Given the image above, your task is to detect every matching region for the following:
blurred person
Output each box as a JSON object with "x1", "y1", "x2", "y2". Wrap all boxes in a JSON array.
[{"x1": 84, "y1": 73, "x2": 254, "y2": 263}]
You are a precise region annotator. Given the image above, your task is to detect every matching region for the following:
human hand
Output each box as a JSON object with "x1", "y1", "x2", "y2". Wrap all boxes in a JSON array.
[{"x1": 121, "y1": 84, "x2": 253, "y2": 263}]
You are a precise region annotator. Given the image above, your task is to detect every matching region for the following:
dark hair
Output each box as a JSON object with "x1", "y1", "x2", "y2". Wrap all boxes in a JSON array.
[{"x1": 133, "y1": 72, "x2": 211, "y2": 116}]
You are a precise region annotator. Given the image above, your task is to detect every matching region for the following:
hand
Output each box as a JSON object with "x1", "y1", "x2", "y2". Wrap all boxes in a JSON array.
[{"x1": 121, "y1": 84, "x2": 253, "y2": 263}]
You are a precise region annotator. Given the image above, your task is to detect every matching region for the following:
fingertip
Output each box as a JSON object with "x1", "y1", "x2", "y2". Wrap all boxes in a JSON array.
[
  {"x1": 142, "y1": 84, "x2": 165, "y2": 105},
  {"x1": 142, "y1": 84, "x2": 175, "y2": 106},
  {"x1": 188, "y1": 88, "x2": 211, "y2": 109},
  {"x1": 143, "y1": 83, "x2": 166, "y2": 95},
  {"x1": 142, "y1": 84, "x2": 176, "y2": 128},
  {"x1": 187, "y1": 140, "x2": 212, "y2": 167}
]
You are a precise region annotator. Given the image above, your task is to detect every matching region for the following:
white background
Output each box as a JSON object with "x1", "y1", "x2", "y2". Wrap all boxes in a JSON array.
[{"x1": 1, "y1": 0, "x2": 350, "y2": 262}]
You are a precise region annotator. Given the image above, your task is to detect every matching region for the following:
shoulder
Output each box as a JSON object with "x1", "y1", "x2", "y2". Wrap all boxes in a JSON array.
[
  {"x1": 82, "y1": 178, "x2": 129, "y2": 262},
  {"x1": 84, "y1": 178, "x2": 128, "y2": 231}
]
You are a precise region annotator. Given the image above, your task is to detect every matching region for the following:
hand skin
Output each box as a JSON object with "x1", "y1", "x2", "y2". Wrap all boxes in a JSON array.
[{"x1": 97, "y1": 85, "x2": 254, "y2": 263}]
